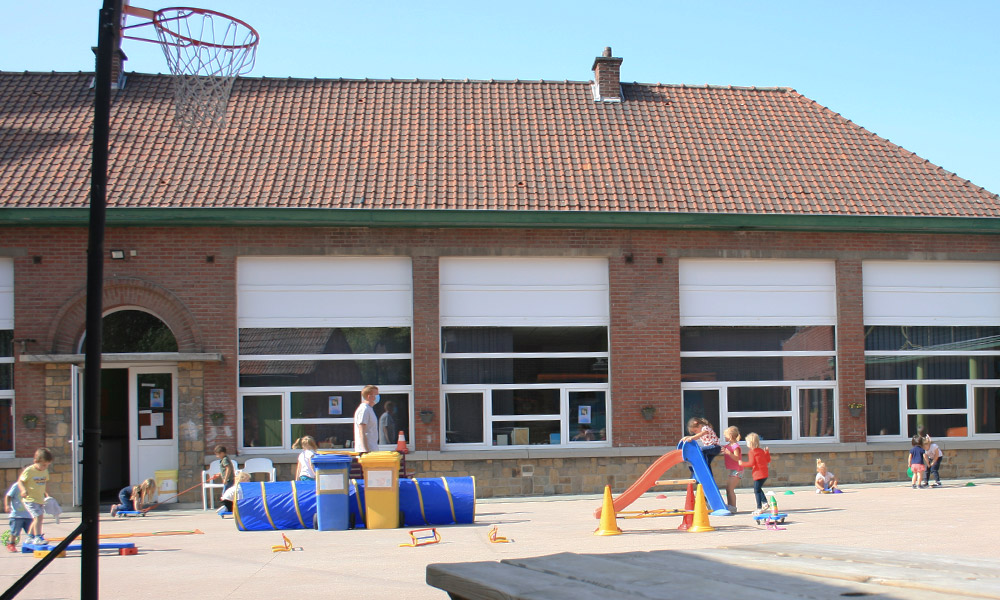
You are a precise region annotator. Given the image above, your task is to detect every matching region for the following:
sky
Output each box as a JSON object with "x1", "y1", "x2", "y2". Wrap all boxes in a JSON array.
[{"x1": 2, "y1": 1, "x2": 998, "y2": 195}]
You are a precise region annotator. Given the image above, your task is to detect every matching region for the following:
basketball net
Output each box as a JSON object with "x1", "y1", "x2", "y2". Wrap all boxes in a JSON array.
[{"x1": 151, "y1": 8, "x2": 259, "y2": 130}]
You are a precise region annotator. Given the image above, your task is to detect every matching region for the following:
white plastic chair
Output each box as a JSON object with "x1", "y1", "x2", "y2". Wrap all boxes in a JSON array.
[
  {"x1": 202, "y1": 458, "x2": 240, "y2": 510},
  {"x1": 243, "y1": 457, "x2": 276, "y2": 482}
]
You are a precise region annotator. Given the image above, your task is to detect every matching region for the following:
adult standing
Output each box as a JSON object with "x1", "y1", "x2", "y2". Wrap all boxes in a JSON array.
[
  {"x1": 354, "y1": 385, "x2": 380, "y2": 453},
  {"x1": 379, "y1": 400, "x2": 397, "y2": 445}
]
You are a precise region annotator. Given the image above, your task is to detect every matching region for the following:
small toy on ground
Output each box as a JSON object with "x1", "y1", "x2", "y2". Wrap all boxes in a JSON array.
[
  {"x1": 219, "y1": 511, "x2": 233, "y2": 519},
  {"x1": 753, "y1": 491, "x2": 787, "y2": 527},
  {"x1": 23, "y1": 541, "x2": 138, "y2": 557},
  {"x1": 488, "y1": 526, "x2": 511, "y2": 543},
  {"x1": 400, "y1": 528, "x2": 441, "y2": 547},
  {"x1": 271, "y1": 533, "x2": 302, "y2": 552},
  {"x1": 113, "y1": 510, "x2": 146, "y2": 518},
  {"x1": 752, "y1": 512, "x2": 789, "y2": 525}
]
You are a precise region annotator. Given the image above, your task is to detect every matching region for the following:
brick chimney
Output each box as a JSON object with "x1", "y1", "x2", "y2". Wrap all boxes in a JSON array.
[
  {"x1": 591, "y1": 46, "x2": 623, "y2": 102},
  {"x1": 91, "y1": 47, "x2": 128, "y2": 90}
]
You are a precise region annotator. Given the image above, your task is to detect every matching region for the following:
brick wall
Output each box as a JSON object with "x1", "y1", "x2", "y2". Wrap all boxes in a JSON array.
[{"x1": 5, "y1": 224, "x2": 1000, "y2": 503}]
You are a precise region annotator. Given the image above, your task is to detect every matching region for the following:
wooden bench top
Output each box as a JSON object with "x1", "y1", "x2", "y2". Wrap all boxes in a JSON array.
[{"x1": 427, "y1": 542, "x2": 1000, "y2": 599}]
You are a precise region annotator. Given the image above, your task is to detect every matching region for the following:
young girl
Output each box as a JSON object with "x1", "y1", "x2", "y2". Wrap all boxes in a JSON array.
[
  {"x1": 739, "y1": 432, "x2": 771, "y2": 515},
  {"x1": 720, "y1": 426, "x2": 742, "y2": 512},
  {"x1": 815, "y1": 459, "x2": 840, "y2": 493},
  {"x1": 908, "y1": 435, "x2": 927, "y2": 489},
  {"x1": 218, "y1": 471, "x2": 252, "y2": 514},
  {"x1": 294, "y1": 435, "x2": 319, "y2": 481},
  {"x1": 680, "y1": 417, "x2": 721, "y2": 470},
  {"x1": 111, "y1": 478, "x2": 157, "y2": 516}
]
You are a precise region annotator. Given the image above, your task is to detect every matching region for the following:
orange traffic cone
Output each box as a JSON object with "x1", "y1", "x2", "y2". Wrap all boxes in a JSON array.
[
  {"x1": 594, "y1": 485, "x2": 622, "y2": 536},
  {"x1": 396, "y1": 431, "x2": 408, "y2": 454},
  {"x1": 687, "y1": 484, "x2": 715, "y2": 532},
  {"x1": 677, "y1": 481, "x2": 695, "y2": 531}
]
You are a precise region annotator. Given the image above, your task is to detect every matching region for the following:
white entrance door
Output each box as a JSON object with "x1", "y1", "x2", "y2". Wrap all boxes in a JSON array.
[{"x1": 129, "y1": 366, "x2": 179, "y2": 492}]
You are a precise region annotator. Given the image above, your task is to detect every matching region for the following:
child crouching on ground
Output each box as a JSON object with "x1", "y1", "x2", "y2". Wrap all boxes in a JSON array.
[
  {"x1": 739, "y1": 433, "x2": 771, "y2": 515},
  {"x1": 924, "y1": 436, "x2": 943, "y2": 487},
  {"x1": 218, "y1": 470, "x2": 252, "y2": 514},
  {"x1": 815, "y1": 459, "x2": 840, "y2": 493},
  {"x1": 111, "y1": 478, "x2": 157, "y2": 516}
]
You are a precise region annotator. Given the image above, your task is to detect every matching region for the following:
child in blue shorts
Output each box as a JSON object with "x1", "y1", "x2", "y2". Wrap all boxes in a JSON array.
[{"x1": 4, "y1": 483, "x2": 32, "y2": 552}]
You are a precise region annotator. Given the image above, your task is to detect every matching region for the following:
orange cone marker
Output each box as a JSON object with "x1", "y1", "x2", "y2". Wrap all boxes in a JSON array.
[
  {"x1": 395, "y1": 431, "x2": 408, "y2": 454},
  {"x1": 677, "y1": 482, "x2": 695, "y2": 531},
  {"x1": 594, "y1": 485, "x2": 622, "y2": 536}
]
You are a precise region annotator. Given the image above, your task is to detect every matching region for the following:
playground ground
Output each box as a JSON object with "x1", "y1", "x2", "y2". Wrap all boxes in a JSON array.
[{"x1": 2, "y1": 477, "x2": 998, "y2": 600}]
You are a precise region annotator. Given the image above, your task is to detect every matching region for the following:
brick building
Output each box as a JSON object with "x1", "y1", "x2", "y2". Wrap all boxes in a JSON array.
[{"x1": 2, "y1": 48, "x2": 999, "y2": 504}]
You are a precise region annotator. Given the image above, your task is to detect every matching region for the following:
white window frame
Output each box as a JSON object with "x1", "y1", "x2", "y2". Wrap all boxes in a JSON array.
[
  {"x1": 863, "y1": 379, "x2": 1000, "y2": 441},
  {"x1": 237, "y1": 386, "x2": 414, "y2": 453},
  {"x1": 682, "y1": 381, "x2": 838, "y2": 443},
  {"x1": 441, "y1": 383, "x2": 610, "y2": 449}
]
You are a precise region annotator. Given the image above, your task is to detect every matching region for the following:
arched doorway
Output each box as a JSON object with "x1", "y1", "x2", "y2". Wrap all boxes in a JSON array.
[{"x1": 75, "y1": 309, "x2": 180, "y2": 503}]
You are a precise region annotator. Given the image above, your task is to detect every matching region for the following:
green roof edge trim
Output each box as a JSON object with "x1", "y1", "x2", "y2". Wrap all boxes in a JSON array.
[{"x1": 2, "y1": 207, "x2": 999, "y2": 234}]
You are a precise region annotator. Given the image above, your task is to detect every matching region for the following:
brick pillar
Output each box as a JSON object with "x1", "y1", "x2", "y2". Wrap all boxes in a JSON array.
[
  {"x1": 412, "y1": 255, "x2": 441, "y2": 450},
  {"x1": 43, "y1": 364, "x2": 73, "y2": 504},
  {"x1": 836, "y1": 259, "x2": 866, "y2": 442},
  {"x1": 176, "y1": 362, "x2": 206, "y2": 495},
  {"x1": 609, "y1": 253, "x2": 679, "y2": 446}
]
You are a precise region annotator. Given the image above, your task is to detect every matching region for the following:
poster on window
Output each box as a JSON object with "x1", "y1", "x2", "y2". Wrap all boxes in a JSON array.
[
  {"x1": 578, "y1": 405, "x2": 591, "y2": 424},
  {"x1": 328, "y1": 396, "x2": 343, "y2": 416},
  {"x1": 150, "y1": 389, "x2": 164, "y2": 408}
]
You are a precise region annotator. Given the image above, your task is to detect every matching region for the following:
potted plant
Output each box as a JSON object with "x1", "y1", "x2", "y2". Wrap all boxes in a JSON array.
[
  {"x1": 847, "y1": 402, "x2": 864, "y2": 417},
  {"x1": 640, "y1": 406, "x2": 656, "y2": 420},
  {"x1": 22, "y1": 414, "x2": 38, "y2": 429},
  {"x1": 209, "y1": 412, "x2": 225, "y2": 426}
]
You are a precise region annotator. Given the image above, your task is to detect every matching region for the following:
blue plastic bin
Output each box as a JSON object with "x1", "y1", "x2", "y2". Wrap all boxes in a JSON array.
[{"x1": 311, "y1": 453, "x2": 353, "y2": 531}]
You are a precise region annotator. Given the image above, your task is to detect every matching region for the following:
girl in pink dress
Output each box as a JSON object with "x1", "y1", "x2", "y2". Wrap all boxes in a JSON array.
[{"x1": 721, "y1": 426, "x2": 743, "y2": 512}]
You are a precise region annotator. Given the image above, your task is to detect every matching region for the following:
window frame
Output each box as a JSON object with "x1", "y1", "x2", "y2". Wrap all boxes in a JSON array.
[{"x1": 0, "y1": 330, "x2": 12, "y2": 457}]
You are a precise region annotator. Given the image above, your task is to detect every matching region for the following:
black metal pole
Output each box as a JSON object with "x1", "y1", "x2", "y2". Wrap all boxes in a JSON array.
[{"x1": 83, "y1": 2, "x2": 122, "y2": 598}]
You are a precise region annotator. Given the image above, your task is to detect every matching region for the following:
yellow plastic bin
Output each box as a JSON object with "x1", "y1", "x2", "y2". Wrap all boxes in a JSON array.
[
  {"x1": 358, "y1": 451, "x2": 401, "y2": 529},
  {"x1": 154, "y1": 469, "x2": 179, "y2": 503}
]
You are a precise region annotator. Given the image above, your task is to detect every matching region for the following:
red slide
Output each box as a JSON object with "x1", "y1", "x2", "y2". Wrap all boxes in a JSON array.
[{"x1": 593, "y1": 449, "x2": 684, "y2": 519}]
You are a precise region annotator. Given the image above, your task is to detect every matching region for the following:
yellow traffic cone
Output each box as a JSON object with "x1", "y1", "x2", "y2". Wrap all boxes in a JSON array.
[
  {"x1": 594, "y1": 485, "x2": 622, "y2": 536},
  {"x1": 687, "y1": 484, "x2": 715, "y2": 533}
]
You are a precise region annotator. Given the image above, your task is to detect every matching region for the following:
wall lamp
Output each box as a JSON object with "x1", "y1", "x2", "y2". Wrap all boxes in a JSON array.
[{"x1": 110, "y1": 249, "x2": 126, "y2": 260}]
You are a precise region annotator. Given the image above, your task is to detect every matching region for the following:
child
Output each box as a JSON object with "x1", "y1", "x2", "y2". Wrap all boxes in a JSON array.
[
  {"x1": 218, "y1": 471, "x2": 252, "y2": 514},
  {"x1": 110, "y1": 478, "x2": 158, "y2": 516},
  {"x1": 720, "y1": 426, "x2": 742, "y2": 512},
  {"x1": 294, "y1": 435, "x2": 319, "y2": 481},
  {"x1": 924, "y1": 436, "x2": 943, "y2": 487},
  {"x1": 4, "y1": 483, "x2": 31, "y2": 552},
  {"x1": 215, "y1": 445, "x2": 235, "y2": 494},
  {"x1": 18, "y1": 447, "x2": 52, "y2": 546},
  {"x1": 738, "y1": 433, "x2": 771, "y2": 515},
  {"x1": 908, "y1": 435, "x2": 927, "y2": 489},
  {"x1": 814, "y1": 459, "x2": 840, "y2": 493},
  {"x1": 680, "y1": 417, "x2": 722, "y2": 470}
]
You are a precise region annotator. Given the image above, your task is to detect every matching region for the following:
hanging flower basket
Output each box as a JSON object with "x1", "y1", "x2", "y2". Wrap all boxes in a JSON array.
[
  {"x1": 22, "y1": 414, "x2": 38, "y2": 429},
  {"x1": 847, "y1": 403, "x2": 863, "y2": 418},
  {"x1": 209, "y1": 412, "x2": 225, "y2": 426}
]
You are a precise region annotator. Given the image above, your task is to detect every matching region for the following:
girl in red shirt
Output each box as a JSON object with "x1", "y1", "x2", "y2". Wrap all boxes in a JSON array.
[{"x1": 739, "y1": 432, "x2": 772, "y2": 515}]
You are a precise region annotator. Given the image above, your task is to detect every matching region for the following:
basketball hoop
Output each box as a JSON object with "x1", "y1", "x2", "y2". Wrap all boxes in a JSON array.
[{"x1": 122, "y1": 5, "x2": 259, "y2": 129}]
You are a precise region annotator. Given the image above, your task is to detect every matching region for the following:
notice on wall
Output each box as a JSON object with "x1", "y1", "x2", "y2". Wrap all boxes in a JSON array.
[
  {"x1": 328, "y1": 396, "x2": 342, "y2": 416},
  {"x1": 151, "y1": 413, "x2": 164, "y2": 427},
  {"x1": 150, "y1": 389, "x2": 164, "y2": 408},
  {"x1": 139, "y1": 425, "x2": 157, "y2": 439},
  {"x1": 578, "y1": 405, "x2": 592, "y2": 425}
]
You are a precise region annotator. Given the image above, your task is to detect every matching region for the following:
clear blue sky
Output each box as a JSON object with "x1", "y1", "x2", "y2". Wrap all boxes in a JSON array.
[{"x1": 4, "y1": 1, "x2": 998, "y2": 195}]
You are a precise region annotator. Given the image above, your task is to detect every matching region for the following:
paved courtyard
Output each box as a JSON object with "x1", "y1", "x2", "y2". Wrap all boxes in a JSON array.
[{"x1": 2, "y1": 477, "x2": 997, "y2": 599}]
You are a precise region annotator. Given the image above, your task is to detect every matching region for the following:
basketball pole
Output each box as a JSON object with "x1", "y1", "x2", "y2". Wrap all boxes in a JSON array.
[{"x1": 82, "y1": 1, "x2": 123, "y2": 598}]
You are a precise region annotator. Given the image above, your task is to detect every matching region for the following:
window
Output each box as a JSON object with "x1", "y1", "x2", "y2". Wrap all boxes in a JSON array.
[
  {"x1": 236, "y1": 257, "x2": 414, "y2": 452},
  {"x1": 864, "y1": 326, "x2": 1000, "y2": 438},
  {"x1": 238, "y1": 327, "x2": 412, "y2": 450},
  {"x1": 0, "y1": 330, "x2": 12, "y2": 453},
  {"x1": 441, "y1": 327, "x2": 609, "y2": 447},
  {"x1": 681, "y1": 326, "x2": 837, "y2": 441}
]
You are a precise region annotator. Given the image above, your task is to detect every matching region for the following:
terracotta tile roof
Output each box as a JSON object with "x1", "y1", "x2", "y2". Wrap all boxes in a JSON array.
[{"x1": 0, "y1": 71, "x2": 996, "y2": 216}]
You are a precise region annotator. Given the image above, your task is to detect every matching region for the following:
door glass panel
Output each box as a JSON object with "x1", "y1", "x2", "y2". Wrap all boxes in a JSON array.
[
  {"x1": 137, "y1": 373, "x2": 172, "y2": 440},
  {"x1": 242, "y1": 394, "x2": 282, "y2": 448}
]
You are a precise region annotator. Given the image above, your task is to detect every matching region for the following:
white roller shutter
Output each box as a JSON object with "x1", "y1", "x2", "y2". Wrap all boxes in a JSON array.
[
  {"x1": 863, "y1": 260, "x2": 1000, "y2": 325},
  {"x1": 0, "y1": 259, "x2": 12, "y2": 329},
  {"x1": 680, "y1": 259, "x2": 836, "y2": 326},
  {"x1": 237, "y1": 257, "x2": 412, "y2": 327},
  {"x1": 440, "y1": 257, "x2": 609, "y2": 326}
]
